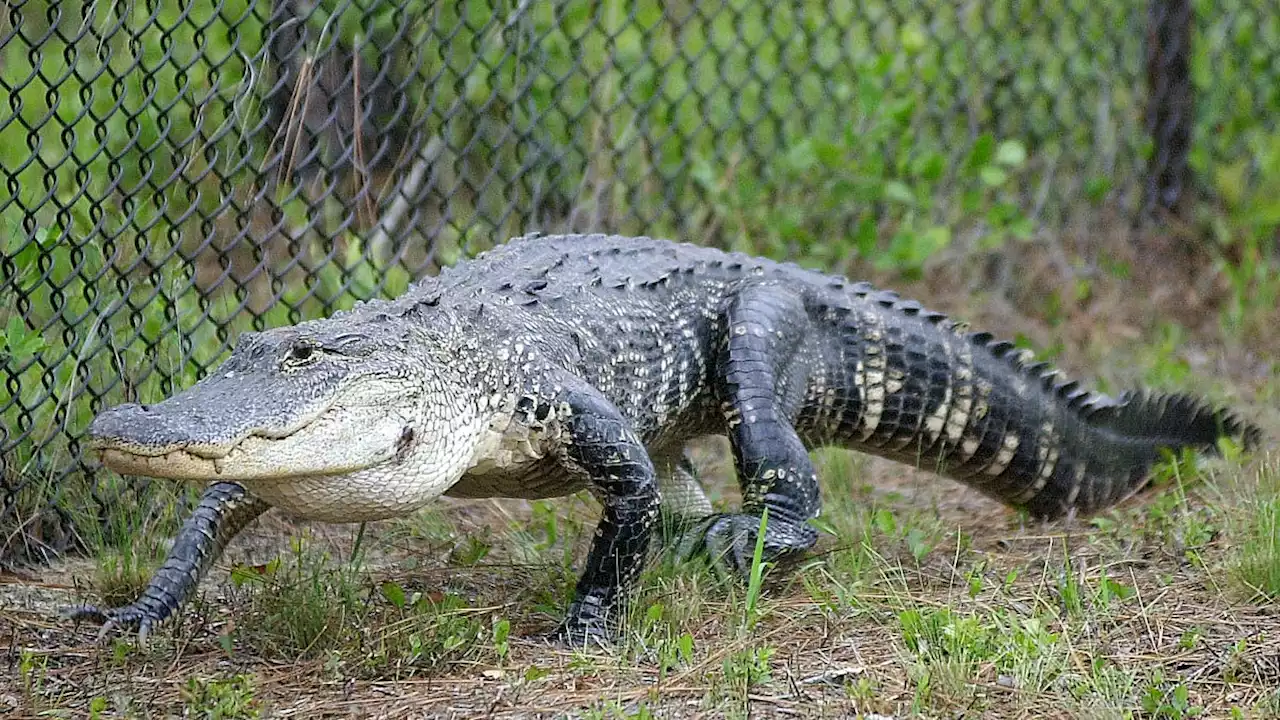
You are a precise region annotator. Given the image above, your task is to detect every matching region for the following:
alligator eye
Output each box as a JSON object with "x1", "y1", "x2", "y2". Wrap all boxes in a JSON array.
[{"x1": 284, "y1": 343, "x2": 316, "y2": 366}]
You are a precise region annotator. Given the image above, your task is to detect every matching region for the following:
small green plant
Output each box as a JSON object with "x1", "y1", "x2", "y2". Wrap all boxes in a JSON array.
[
  {"x1": 965, "y1": 560, "x2": 987, "y2": 598},
  {"x1": 18, "y1": 649, "x2": 49, "y2": 709},
  {"x1": 1177, "y1": 627, "x2": 1202, "y2": 650},
  {"x1": 229, "y1": 535, "x2": 488, "y2": 675},
  {"x1": 1229, "y1": 458, "x2": 1280, "y2": 600},
  {"x1": 899, "y1": 607, "x2": 995, "y2": 708},
  {"x1": 1093, "y1": 575, "x2": 1136, "y2": 611},
  {"x1": 88, "y1": 695, "x2": 113, "y2": 719},
  {"x1": 992, "y1": 613, "x2": 1068, "y2": 695},
  {"x1": 448, "y1": 534, "x2": 494, "y2": 567},
  {"x1": 492, "y1": 618, "x2": 511, "y2": 662},
  {"x1": 88, "y1": 554, "x2": 154, "y2": 612},
  {"x1": 742, "y1": 508, "x2": 770, "y2": 630},
  {"x1": 179, "y1": 675, "x2": 261, "y2": 720},
  {"x1": 1056, "y1": 562, "x2": 1085, "y2": 618},
  {"x1": 233, "y1": 540, "x2": 363, "y2": 657},
  {"x1": 1068, "y1": 657, "x2": 1138, "y2": 718},
  {"x1": 625, "y1": 600, "x2": 696, "y2": 674},
  {"x1": 1141, "y1": 670, "x2": 1204, "y2": 719},
  {"x1": 372, "y1": 582, "x2": 489, "y2": 673},
  {"x1": 716, "y1": 644, "x2": 775, "y2": 716}
]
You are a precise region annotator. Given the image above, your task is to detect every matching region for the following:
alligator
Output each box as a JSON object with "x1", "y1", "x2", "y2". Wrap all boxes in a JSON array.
[{"x1": 71, "y1": 233, "x2": 1262, "y2": 645}]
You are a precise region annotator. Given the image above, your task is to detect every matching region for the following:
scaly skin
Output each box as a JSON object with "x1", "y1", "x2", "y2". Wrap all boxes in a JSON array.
[
  {"x1": 74, "y1": 233, "x2": 1262, "y2": 645},
  {"x1": 65, "y1": 483, "x2": 269, "y2": 641}
]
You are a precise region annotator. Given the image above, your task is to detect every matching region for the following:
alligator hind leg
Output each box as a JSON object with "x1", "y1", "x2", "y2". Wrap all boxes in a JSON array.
[
  {"x1": 653, "y1": 447, "x2": 716, "y2": 549},
  {"x1": 680, "y1": 286, "x2": 821, "y2": 577},
  {"x1": 65, "y1": 482, "x2": 270, "y2": 641},
  {"x1": 656, "y1": 448, "x2": 714, "y2": 519}
]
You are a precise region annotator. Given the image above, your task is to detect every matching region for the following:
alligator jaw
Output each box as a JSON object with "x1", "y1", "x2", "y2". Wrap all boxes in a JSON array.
[
  {"x1": 95, "y1": 446, "x2": 226, "y2": 481},
  {"x1": 90, "y1": 427, "x2": 391, "y2": 482}
]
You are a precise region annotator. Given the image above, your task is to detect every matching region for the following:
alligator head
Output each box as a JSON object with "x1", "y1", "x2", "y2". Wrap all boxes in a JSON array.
[{"x1": 87, "y1": 303, "x2": 489, "y2": 520}]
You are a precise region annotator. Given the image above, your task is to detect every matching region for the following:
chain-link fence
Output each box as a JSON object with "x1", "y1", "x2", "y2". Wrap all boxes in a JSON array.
[{"x1": 2, "y1": 0, "x2": 1277, "y2": 563}]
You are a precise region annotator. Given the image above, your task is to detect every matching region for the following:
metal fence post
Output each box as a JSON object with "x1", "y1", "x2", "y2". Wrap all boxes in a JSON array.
[{"x1": 1145, "y1": 0, "x2": 1194, "y2": 218}]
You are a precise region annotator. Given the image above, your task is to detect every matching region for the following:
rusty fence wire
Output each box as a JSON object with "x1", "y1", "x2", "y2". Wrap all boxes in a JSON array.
[{"x1": 1, "y1": 0, "x2": 1278, "y2": 562}]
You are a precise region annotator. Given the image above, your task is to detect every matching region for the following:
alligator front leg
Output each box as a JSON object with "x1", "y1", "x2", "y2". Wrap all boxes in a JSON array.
[
  {"x1": 680, "y1": 285, "x2": 821, "y2": 576},
  {"x1": 66, "y1": 482, "x2": 270, "y2": 642},
  {"x1": 551, "y1": 380, "x2": 660, "y2": 646}
]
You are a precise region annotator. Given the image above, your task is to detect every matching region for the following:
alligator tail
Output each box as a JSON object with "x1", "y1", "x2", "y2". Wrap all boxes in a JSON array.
[
  {"x1": 824, "y1": 291, "x2": 1263, "y2": 520},
  {"x1": 950, "y1": 335, "x2": 1261, "y2": 519},
  {"x1": 1021, "y1": 387, "x2": 1263, "y2": 516}
]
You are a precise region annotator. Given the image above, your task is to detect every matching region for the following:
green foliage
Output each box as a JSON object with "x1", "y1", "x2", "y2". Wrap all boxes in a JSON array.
[
  {"x1": 626, "y1": 600, "x2": 696, "y2": 675},
  {"x1": 18, "y1": 649, "x2": 49, "y2": 710},
  {"x1": 1229, "y1": 459, "x2": 1280, "y2": 600},
  {"x1": 1141, "y1": 670, "x2": 1204, "y2": 719},
  {"x1": 742, "y1": 509, "x2": 769, "y2": 631},
  {"x1": 716, "y1": 644, "x2": 775, "y2": 715},
  {"x1": 1206, "y1": 130, "x2": 1280, "y2": 342},
  {"x1": 179, "y1": 675, "x2": 262, "y2": 720},
  {"x1": 92, "y1": 548, "x2": 162, "y2": 609},
  {"x1": 228, "y1": 536, "x2": 491, "y2": 675}
]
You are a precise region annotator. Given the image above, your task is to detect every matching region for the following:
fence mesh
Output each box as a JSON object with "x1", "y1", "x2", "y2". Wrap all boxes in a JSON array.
[{"x1": 2, "y1": 0, "x2": 1278, "y2": 562}]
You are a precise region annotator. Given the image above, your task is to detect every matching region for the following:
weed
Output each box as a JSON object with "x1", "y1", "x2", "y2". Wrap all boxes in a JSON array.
[
  {"x1": 226, "y1": 534, "x2": 490, "y2": 677},
  {"x1": 715, "y1": 645, "x2": 775, "y2": 718},
  {"x1": 623, "y1": 600, "x2": 696, "y2": 674},
  {"x1": 233, "y1": 540, "x2": 364, "y2": 657},
  {"x1": 742, "y1": 508, "x2": 770, "y2": 631},
  {"x1": 899, "y1": 607, "x2": 992, "y2": 707},
  {"x1": 1228, "y1": 457, "x2": 1280, "y2": 600},
  {"x1": 1068, "y1": 657, "x2": 1138, "y2": 719},
  {"x1": 18, "y1": 649, "x2": 49, "y2": 710},
  {"x1": 992, "y1": 614, "x2": 1068, "y2": 695},
  {"x1": 448, "y1": 533, "x2": 494, "y2": 567},
  {"x1": 90, "y1": 548, "x2": 160, "y2": 609},
  {"x1": 491, "y1": 617, "x2": 511, "y2": 662},
  {"x1": 179, "y1": 675, "x2": 261, "y2": 720},
  {"x1": 1141, "y1": 670, "x2": 1204, "y2": 719}
]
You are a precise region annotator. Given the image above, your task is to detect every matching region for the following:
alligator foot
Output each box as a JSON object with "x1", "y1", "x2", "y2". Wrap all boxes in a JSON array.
[
  {"x1": 677, "y1": 512, "x2": 817, "y2": 581},
  {"x1": 547, "y1": 597, "x2": 617, "y2": 648},
  {"x1": 63, "y1": 601, "x2": 170, "y2": 643},
  {"x1": 546, "y1": 620, "x2": 612, "y2": 649},
  {"x1": 62, "y1": 483, "x2": 270, "y2": 645}
]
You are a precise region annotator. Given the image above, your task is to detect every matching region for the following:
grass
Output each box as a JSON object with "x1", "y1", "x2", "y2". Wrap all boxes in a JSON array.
[
  {"x1": 1229, "y1": 459, "x2": 1280, "y2": 601},
  {"x1": 7, "y1": 446, "x2": 1280, "y2": 717}
]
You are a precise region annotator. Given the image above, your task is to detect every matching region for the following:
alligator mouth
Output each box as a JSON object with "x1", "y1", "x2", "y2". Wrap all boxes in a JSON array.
[
  {"x1": 85, "y1": 391, "x2": 349, "y2": 479},
  {"x1": 87, "y1": 425, "x2": 300, "y2": 461},
  {"x1": 92, "y1": 432, "x2": 383, "y2": 482},
  {"x1": 95, "y1": 446, "x2": 238, "y2": 480},
  {"x1": 86, "y1": 398, "x2": 386, "y2": 481}
]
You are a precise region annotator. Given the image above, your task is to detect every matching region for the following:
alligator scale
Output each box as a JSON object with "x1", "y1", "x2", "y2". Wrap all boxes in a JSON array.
[{"x1": 74, "y1": 233, "x2": 1261, "y2": 644}]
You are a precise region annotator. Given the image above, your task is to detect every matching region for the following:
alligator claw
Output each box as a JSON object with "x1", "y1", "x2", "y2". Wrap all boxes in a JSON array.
[
  {"x1": 549, "y1": 598, "x2": 617, "y2": 648},
  {"x1": 546, "y1": 618, "x2": 613, "y2": 649},
  {"x1": 63, "y1": 603, "x2": 161, "y2": 644},
  {"x1": 678, "y1": 513, "x2": 817, "y2": 581}
]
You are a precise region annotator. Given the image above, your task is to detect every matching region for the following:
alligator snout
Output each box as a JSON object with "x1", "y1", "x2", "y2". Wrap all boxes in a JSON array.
[{"x1": 88, "y1": 399, "x2": 240, "y2": 458}]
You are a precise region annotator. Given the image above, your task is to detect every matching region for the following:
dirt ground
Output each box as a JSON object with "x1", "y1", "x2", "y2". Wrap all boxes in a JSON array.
[{"x1": 3, "y1": 232, "x2": 1278, "y2": 718}]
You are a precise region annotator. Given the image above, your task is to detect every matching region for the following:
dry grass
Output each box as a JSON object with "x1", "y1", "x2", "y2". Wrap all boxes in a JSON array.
[{"x1": 2, "y1": 231, "x2": 1278, "y2": 719}]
